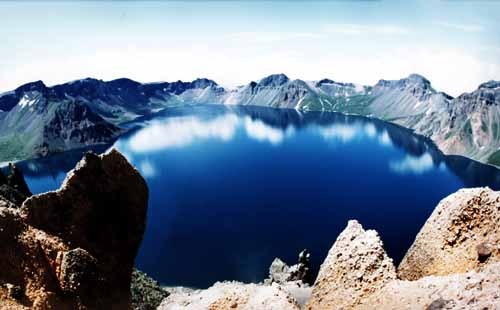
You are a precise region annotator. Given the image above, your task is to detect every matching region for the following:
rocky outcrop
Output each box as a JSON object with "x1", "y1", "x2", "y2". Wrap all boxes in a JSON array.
[
  {"x1": 305, "y1": 220, "x2": 396, "y2": 310},
  {"x1": 0, "y1": 163, "x2": 32, "y2": 206},
  {"x1": 398, "y1": 187, "x2": 500, "y2": 280},
  {"x1": 265, "y1": 249, "x2": 312, "y2": 286},
  {"x1": 0, "y1": 149, "x2": 148, "y2": 309},
  {"x1": 158, "y1": 281, "x2": 301, "y2": 310},
  {"x1": 130, "y1": 269, "x2": 169, "y2": 310}
]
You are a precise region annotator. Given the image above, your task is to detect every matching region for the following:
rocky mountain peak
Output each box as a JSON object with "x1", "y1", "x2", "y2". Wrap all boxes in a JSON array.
[
  {"x1": 15, "y1": 80, "x2": 47, "y2": 93},
  {"x1": 375, "y1": 73, "x2": 432, "y2": 90},
  {"x1": 258, "y1": 73, "x2": 290, "y2": 87},
  {"x1": 106, "y1": 78, "x2": 142, "y2": 89},
  {"x1": 190, "y1": 78, "x2": 219, "y2": 89},
  {"x1": 478, "y1": 80, "x2": 500, "y2": 90},
  {"x1": 407, "y1": 73, "x2": 431, "y2": 84},
  {"x1": 315, "y1": 78, "x2": 335, "y2": 87}
]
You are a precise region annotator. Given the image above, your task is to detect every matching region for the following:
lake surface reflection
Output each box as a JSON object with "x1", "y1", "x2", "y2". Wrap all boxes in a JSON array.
[{"x1": 17, "y1": 105, "x2": 500, "y2": 288}]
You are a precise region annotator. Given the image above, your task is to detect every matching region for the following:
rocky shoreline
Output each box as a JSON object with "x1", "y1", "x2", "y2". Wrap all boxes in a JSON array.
[{"x1": 0, "y1": 150, "x2": 498, "y2": 309}]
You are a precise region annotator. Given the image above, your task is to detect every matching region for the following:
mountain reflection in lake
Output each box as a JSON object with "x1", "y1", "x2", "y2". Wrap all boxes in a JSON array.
[{"x1": 17, "y1": 105, "x2": 500, "y2": 288}]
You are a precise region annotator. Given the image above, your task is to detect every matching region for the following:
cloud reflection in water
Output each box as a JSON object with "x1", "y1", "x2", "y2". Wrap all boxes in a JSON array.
[
  {"x1": 389, "y1": 153, "x2": 435, "y2": 174},
  {"x1": 128, "y1": 115, "x2": 239, "y2": 152}
]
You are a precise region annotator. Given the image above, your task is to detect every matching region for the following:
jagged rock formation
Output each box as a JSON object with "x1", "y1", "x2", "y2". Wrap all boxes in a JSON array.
[
  {"x1": 398, "y1": 187, "x2": 500, "y2": 280},
  {"x1": 0, "y1": 149, "x2": 148, "y2": 309},
  {"x1": 265, "y1": 249, "x2": 312, "y2": 286},
  {"x1": 158, "y1": 282, "x2": 301, "y2": 310},
  {"x1": 305, "y1": 220, "x2": 397, "y2": 310}
]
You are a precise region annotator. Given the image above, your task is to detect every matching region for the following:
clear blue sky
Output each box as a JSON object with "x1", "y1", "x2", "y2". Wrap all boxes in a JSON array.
[{"x1": 1, "y1": 1, "x2": 499, "y2": 96}]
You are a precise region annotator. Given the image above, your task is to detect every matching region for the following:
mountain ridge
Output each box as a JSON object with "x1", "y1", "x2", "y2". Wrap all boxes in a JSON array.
[{"x1": 1, "y1": 74, "x2": 500, "y2": 167}]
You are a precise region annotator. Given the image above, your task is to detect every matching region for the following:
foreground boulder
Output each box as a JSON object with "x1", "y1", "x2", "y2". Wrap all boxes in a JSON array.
[
  {"x1": 305, "y1": 220, "x2": 396, "y2": 310},
  {"x1": 0, "y1": 149, "x2": 148, "y2": 309},
  {"x1": 398, "y1": 187, "x2": 500, "y2": 280},
  {"x1": 158, "y1": 281, "x2": 301, "y2": 310}
]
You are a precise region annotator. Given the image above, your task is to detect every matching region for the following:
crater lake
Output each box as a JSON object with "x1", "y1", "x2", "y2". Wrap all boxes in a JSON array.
[{"x1": 16, "y1": 105, "x2": 500, "y2": 288}]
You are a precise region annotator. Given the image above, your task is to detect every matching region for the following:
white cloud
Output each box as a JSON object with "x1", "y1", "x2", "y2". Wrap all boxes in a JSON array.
[
  {"x1": 1, "y1": 33, "x2": 498, "y2": 97},
  {"x1": 389, "y1": 153, "x2": 434, "y2": 174},
  {"x1": 322, "y1": 23, "x2": 409, "y2": 35},
  {"x1": 434, "y1": 21, "x2": 483, "y2": 32}
]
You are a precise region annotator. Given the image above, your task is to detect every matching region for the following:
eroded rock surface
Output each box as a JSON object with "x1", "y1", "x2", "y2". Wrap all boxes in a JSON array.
[
  {"x1": 359, "y1": 262, "x2": 500, "y2": 310},
  {"x1": 305, "y1": 220, "x2": 396, "y2": 310},
  {"x1": 0, "y1": 149, "x2": 148, "y2": 309},
  {"x1": 398, "y1": 187, "x2": 500, "y2": 280},
  {"x1": 158, "y1": 281, "x2": 301, "y2": 310}
]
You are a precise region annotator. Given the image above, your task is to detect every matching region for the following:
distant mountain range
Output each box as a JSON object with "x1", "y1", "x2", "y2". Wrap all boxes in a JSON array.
[{"x1": 1, "y1": 74, "x2": 499, "y2": 167}]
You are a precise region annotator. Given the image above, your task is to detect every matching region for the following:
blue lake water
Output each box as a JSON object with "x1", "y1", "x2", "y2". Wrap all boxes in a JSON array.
[{"x1": 17, "y1": 105, "x2": 500, "y2": 288}]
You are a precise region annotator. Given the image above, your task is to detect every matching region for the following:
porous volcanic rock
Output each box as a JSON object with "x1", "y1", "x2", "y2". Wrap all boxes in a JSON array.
[
  {"x1": 359, "y1": 262, "x2": 500, "y2": 309},
  {"x1": 305, "y1": 220, "x2": 396, "y2": 310},
  {"x1": 158, "y1": 281, "x2": 300, "y2": 310},
  {"x1": 398, "y1": 187, "x2": 500, "y2": 280},
  {"x1": 0, "y1": 149, "x2": 148, "y2": 309}
]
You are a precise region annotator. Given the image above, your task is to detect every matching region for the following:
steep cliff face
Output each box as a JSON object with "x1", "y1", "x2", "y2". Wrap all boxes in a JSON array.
[
  {"x1": 0, "y1": 149, "x2": 148, "y2": 309},
  {"x1": 429, "y1": 82, "x2": 500, "y2": 166},
  {"x1": 0, "y1": 94, "x2": 122, "y2": 161}
]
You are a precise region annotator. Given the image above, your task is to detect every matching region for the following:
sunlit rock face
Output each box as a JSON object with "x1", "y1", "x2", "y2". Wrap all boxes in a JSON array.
[
  {"x1": 305, "y1": 220, "x2": 397, "y2": 310},
  {"x1": 398, "y1": 187, "x2": 500, "y2": 280},
  {"x1": 358, "y1": 262, "x2": 500, "y2": 310},
  {"x1": 0, "y1": 149, "x2": 148, "y2": 309}
]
